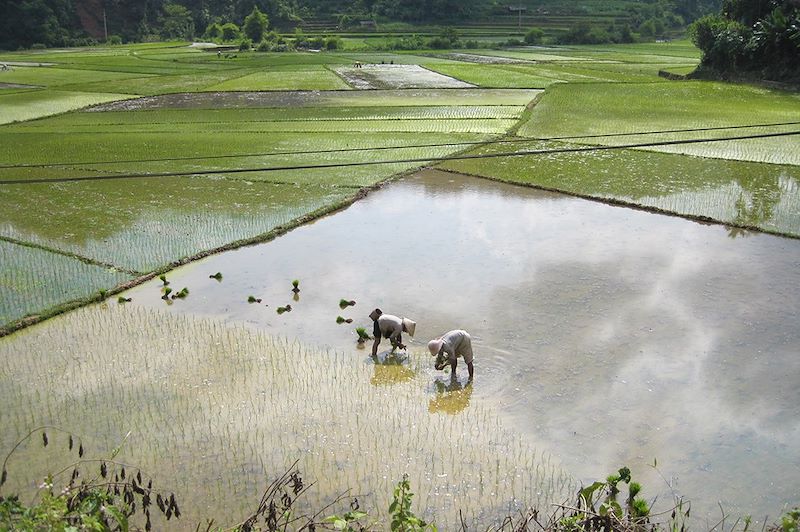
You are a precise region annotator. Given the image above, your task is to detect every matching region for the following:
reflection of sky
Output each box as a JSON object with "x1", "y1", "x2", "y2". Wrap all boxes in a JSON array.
[{"x1": 125, "y1": 169, "x2": 800, "y2": 522}]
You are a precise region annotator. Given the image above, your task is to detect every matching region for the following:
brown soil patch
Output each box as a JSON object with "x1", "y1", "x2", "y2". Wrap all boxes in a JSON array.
[{"x1": 86, "y1": 91, "x2": 330, "y2": 111}]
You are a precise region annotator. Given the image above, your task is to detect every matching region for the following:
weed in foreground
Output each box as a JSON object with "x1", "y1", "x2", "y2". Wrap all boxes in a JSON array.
[{"x1": 0, "y1": 427, "x2": 179, "y2": 531}]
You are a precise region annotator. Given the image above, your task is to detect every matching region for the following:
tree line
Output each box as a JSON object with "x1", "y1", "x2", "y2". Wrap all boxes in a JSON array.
[{"x1": 1, "y1": 0, "x2": 722, "y2": 50}]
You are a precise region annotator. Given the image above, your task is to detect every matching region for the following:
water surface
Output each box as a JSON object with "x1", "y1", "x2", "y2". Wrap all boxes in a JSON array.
[{"x1": 131, "y1": 169, "x2": 800, "y2": 522}]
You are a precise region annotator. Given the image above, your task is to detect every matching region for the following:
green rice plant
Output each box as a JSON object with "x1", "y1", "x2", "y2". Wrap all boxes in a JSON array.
[
  {"x1": 209, "y1": 272, "x2": 223, "y2": 281},
  {"x1": 0, "y1": 90, "x2": 136, "y2": 125},
  {"x1": 355, "y1": 326, "x2": 371, "y2": 341},
  {"x1": 0, "y1": 177, "x2": 353, "y2": 272},
  {"x1": 427, "y1": 63, "x2": 557, "y2": 88},
  {"x1": 516, "y1": 82, "x2": 800, "y2": 165},
  {"x1": 339, "y1": 299, "x2": 356, "y2": 309},
  {"x1": 247, "y1": 295, "x2": 261, "y2": 303},
  {"x1": 557, "y1": 467, "x2": 651, "y2": 528},
  {"x1": 206, "y1": 67, "x2": 352, "y2": 91},
  {"x1": 0, "y1": 240, "x2": 132, "y2": 326},
  {"x1": 11, "y1": 104, "x2": 524, "y2": 128},
  {"x1": 438, "y1": 139, "x2": 800, "y2": 237},
  {"x1": 0, "y1": 66, "x2": 149, "y2": 89},
  {"x1": 72, "y1": 70, "x2": 248, "y2": 96}
]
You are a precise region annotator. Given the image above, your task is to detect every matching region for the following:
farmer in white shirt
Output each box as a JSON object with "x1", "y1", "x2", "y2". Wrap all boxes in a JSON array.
[
  {"x1": 370, "y1": 308, "x2": 416, "y2": 357},
  {"x1": 428, "y1": 329, "x2": 474, "y2": 381}
]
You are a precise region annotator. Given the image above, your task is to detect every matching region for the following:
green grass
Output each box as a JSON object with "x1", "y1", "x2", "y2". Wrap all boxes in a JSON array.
[{"x1": 0, "y1": 240, "x2": 132, "y2": 325}]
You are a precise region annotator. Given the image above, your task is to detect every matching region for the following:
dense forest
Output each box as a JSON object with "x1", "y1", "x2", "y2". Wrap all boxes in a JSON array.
[
  {"x1": 689, "y1": 0, "x2": 800, "y2": 82},
  {"x1": 0, "y1": 0, "x2": 722, "y2": 49}
]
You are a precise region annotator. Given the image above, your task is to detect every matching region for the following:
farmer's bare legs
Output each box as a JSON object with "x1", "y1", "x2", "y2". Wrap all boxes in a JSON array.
[{"x1": 371, "y1": 336, "x2": 381, "y2": 357}]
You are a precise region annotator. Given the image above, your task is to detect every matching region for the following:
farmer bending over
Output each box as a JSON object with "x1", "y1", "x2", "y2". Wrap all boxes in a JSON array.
[
  {"x1": 370, "y1": 308, "x2": 416, "y2": 356},
  {"x1": 428, "y1": 329, "x2": 474, "y2": 381}
]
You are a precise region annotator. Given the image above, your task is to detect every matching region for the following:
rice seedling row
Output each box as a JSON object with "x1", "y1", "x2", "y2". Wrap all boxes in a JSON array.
[
  {"x1": 438, "y1": 140, "x2": 800, "y2": 237},
  {"x1": 0, "y1": 239, "x2": 132, "y2": 325},
  {"x1": 0, "y1": 90, "x2": 137, "y2": 125},
  {"x1": 0, "y1": 130, "x2": 489, "y2": 170},
  {"x1": 0, "y1": 66, "x2": 153, "y2": 88},
  {"x1": 561, "y1": 123, "x2": 800, "y2": 166},
  {"x1": 0, "y1": 177, "x2": 354, "y2": 272},
  {"x1": 66, "y1": 70, "x2": 259, "y2": 96},
  {"x1": 78, "y1": 88, "x2": 541, "y2": 111},
  {"x1": 7, "y1": 145, "x2": 487, "y2": 186},
  {"x1": 206, "y1": 67, "x2": 353, "y2": 91},
  {"x1": 0, "y1": 305, "x2": 575, "y2": 529},
  {"x1": 426, "y1": 64, "x2": 561, "y2": 88},
  {"x1": 519, "y1": 81, "x2": 800, "y2": 138},
  {"x1": 9, "y1": 119, "x2": 516, "y2": 135},
  {"x1": 8, "y1": 105, "x2": 525, "y2": 128}
]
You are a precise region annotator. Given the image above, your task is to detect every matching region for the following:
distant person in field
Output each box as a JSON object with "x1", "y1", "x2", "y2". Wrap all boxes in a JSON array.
[
  {"x1": 428, "y1": 329, "x2": 474, "y2": 381},
  {"x1": 370, "y1": 308, "x2": 416, "y2": 356}
]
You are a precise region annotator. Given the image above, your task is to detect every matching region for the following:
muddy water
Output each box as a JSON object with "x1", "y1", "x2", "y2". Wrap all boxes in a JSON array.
[{"x1": 125, "y1": 169, "x2": 800, "y2": 524}]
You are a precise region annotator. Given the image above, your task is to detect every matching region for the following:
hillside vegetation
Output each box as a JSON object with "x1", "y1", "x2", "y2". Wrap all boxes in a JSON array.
[
  {"x1": 1, "y1": 0, "x2": 722, "y2": 50},
  {"x1": 688, "y1": 0, "x2": 800, "y2": 83}
]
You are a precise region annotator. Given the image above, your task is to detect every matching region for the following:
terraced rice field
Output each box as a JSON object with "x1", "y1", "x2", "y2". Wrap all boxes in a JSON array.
[
  {"x1": 0, "y1": 46, "x2": 537, "y2": 326},
  {"x1": 1, "y1": 39, "x2": 799, "y2": 529}
]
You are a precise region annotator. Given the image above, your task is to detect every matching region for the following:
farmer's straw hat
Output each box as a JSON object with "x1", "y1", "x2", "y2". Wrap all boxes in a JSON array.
[
  {"x1": 369, "y1": 308, "x2": 382, "y2": 321},
  {"x1": 402, "y1": 318, "x2": 416, "y2": 337}
]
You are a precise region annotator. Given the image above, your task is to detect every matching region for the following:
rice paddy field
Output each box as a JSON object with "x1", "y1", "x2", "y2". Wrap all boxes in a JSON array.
[{"x1": 1, "y1": 39, "x2": 799, "y2": 529}]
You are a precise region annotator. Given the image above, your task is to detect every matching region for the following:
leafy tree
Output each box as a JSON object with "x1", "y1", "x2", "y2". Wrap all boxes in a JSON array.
[
  {"x1": 204, "y1": 22, "x2": 223, "y2": 40},
  {"x1": 690, "y1": 0, "x2": 799, "y2": 79},
  {"x1": 221, "y1": 21, "x2": 241, "y2": 41},
  {"x1": 160, "y1": 2, "x2": 195, "y2": 40},
  {"x1": 243, "y1": 5, "x2": 269, "y2": 42},
  {"x1": 524, "y1": 27, "x2": 545, "y2": 44},
  {"x1": 558, "y1": 21, "x2": 614, "y2": 44},
  {"x1": 722, "y1": 0, "x2": 770, "y2": 25},
  {"x1": 0, "y1": 0, "x2": 76, "y2": 49},
  {"x1": 619, "y1": 24, "x2": 636, "y2": 42}
]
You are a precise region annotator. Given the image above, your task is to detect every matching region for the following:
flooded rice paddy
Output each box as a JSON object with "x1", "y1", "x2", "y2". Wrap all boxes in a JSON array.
[
  {"x1": 2, "y1": 170, "x2": 799, "y2": 528},
  {"x1": 333, "y1": 64, "x2": 475, "y2": 90}
]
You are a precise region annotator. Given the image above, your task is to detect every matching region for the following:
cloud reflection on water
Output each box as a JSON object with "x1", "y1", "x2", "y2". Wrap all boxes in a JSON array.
[{"x1": 125, "y1": 168, "x2": 800, "y2": 522}]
